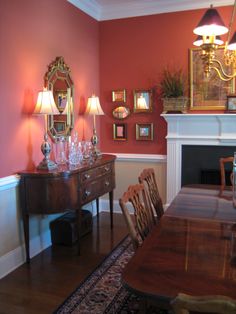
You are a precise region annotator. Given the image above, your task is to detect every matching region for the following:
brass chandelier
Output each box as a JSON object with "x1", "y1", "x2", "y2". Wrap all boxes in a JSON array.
[{"x1": 193, "y1": 1, "x2": 236, "y2": 81}]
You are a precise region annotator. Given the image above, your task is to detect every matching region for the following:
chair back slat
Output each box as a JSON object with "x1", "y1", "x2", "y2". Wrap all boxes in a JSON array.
[
  {"x1": 119, "y1": 183, "x2": 156, "y2": 250},
  {"x1": 139, "y1": 168, "x2": 164, "y2": 219},
  {"x1": 220, "y1": 156, "x2": 234, "y2": 187}
]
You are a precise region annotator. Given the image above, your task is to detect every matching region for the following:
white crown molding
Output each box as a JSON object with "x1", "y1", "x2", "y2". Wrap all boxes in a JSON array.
[
  {"x1": 67, "y1": 0, "x2": 233, "y2": 21},
  {"x1": 67, "y1": 0, "x2": 102, "y2": 20}
]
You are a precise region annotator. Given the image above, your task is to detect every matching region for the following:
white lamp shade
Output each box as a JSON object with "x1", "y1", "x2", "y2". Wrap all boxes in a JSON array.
[
  {"x1": 86, "y1": 95, "x2": 104, "y2": 116},
  {"x1": 137, "y1": 95, "x2": 148, "y2": 109},
  {"x1": 34, "y1": 88, "x2": 59, "y2": 115}
]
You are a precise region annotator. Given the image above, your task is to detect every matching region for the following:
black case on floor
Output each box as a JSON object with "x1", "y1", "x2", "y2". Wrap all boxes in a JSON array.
[{"x1": 50, "y1": 209, "x2": 93, "y2": 246}]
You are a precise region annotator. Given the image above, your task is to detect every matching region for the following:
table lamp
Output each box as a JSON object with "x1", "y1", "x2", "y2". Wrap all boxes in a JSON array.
[
  {"x1": 34, "y1": 88, "x2": 60, "y2": 170},
  {"x1": 86, "y1": 94, "x2": 104, "y2": 156}
]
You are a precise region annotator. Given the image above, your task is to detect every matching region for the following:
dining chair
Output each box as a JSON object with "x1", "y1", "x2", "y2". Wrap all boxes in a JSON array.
[
  {"x1": 119, "y1": 183, "x2": 156, "y2": 250},
  {"x1": 219, "y1": 156, "x2": 234, "y2": 189},
  {"x1": 138, "y1": 168, "x2": 164, "y2": 219},
  {"x1": 171, "y1": 293, "x2": 236, "y2": 314}
]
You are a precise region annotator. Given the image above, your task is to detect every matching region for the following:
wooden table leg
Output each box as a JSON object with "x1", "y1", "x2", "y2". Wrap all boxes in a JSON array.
[{"x1": 109, "y1": 190, "x2": 114, "y2": 229}]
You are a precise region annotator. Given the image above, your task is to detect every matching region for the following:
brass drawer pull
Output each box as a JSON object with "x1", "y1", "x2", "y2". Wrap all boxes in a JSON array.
[
  {"x1": 84, "y1": 190, "x2": 91, "y2": 197},
  {"x1": 84, "y1": 173, "x2": 90, "y2": 180},
  {"x1": 105, "y1": 181, "x2": 110, "y2": 186},
  {"x1": 104, "y1": 166, "x2": 110, "y2": 172}
]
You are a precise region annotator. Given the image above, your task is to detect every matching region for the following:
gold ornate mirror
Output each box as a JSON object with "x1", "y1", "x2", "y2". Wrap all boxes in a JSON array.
[
  {"x1": 112, "y1": 106, "x2": 130, "y2": 119},
  {"x1": 44, "y1": 56, "x2": 74, "y2": 141}
]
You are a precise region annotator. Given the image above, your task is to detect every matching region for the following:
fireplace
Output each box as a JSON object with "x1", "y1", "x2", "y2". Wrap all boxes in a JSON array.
[
  {"x1": 181, "y1": 145, "x2": 235, "y2": 186},
  {"x1": 162, "y1": 113, "x2": 236, "y2": 205}
]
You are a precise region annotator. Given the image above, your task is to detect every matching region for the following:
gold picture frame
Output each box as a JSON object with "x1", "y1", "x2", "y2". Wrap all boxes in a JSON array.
[
  {"x1": 226, "y1": 95, "x2": 236, "y2": 113},
  {"x1": 133, "y1": 89, "x2": 153, "y2": 113},
  {"x1": 136, "y1": 123, "x2": 153, "y2": 141},
  {"x1": 189, "y1": 47, "x2": 235, "y2": 110},
  {"x1": 112, "y1": 89, "x2": 126, "y2": 102},
  {"x1": 113, "y1": 123, "x2": 127, "y2": 140}
]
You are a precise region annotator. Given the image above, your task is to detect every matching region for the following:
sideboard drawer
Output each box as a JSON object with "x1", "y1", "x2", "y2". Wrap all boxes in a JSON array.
[
  {"x1": 81, "y1": 174, "x2": 115, "y2": 204},
  {"x1": 80, "y1": 162, "x2": 114, "y2": 184}
]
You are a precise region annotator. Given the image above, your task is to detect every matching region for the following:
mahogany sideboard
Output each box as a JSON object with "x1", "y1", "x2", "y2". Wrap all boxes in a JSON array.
[{"x1": 18, "y1": 154, "x2": 116, "y2": 263}]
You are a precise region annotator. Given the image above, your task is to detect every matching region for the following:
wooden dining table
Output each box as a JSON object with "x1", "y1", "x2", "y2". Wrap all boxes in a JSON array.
[{"x1": 122, "y1": 184, "x2": 236, "y2": 310}]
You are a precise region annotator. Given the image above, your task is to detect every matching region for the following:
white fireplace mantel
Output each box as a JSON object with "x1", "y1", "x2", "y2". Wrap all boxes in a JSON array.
[{"x1": 161, "y1": 113, "x2": 236, "y2": 205}]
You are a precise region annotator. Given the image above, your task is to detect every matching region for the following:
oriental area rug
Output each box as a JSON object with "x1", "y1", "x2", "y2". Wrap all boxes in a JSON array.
[{"x1": 54, "y1": 236, "x2": 168, "y2": 314}]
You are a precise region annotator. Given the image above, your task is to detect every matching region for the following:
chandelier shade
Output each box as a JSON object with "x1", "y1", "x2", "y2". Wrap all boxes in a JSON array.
[
  {"x1": 192, "y1": 2, "x2": 236, "y2": 81},
  {"x1": 227, "y1": 31, "x2": 236, "y2": 50},
  {"x1": 193, "y1": 7, "x2": 228, "y2": 36}
]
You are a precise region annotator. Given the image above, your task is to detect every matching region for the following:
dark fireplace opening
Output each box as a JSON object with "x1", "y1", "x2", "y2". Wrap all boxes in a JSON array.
[{"x1": 181, "y1": 145, "x2": 236, "y2": 187}]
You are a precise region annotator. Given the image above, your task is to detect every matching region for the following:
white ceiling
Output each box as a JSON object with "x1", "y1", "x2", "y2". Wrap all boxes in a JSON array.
[{"x1": 67, "y1": 0, "x2": 234, "y2": 21}]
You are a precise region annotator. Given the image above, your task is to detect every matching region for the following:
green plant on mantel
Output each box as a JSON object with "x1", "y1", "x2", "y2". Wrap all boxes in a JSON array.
[
  {"x1": 160, "y1": 66, "x2": 188, "y2": 113},
  {"x1": 160, "y1": 67, "x2": 186, "y2": 98}
]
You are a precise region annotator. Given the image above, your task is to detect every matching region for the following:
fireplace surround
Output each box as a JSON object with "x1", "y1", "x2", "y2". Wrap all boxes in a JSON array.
[{"x1": 162, "y1": 114, "x2": 236, "y2": 205}]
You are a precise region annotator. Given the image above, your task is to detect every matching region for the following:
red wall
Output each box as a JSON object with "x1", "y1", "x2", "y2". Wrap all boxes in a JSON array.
[
  {"x1": 0, "y1": 0, "x2": 99, "y2": 178},
  {"x1": 99, "y1": 6, "x2": 233, "y2": 155},
  {"x1": 0, "y1": 2, "x2": 233, "y2": 178}
]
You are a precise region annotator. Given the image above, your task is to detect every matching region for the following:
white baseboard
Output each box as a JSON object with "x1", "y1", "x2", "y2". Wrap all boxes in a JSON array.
[
  {"x1": 0, "y1": 230, "x2": 52, "y2": 279},
  {"x1": 99, "y1": 198, "x2": 168, "y2": 213},
  {"x1": 99, "y1": 198, "x2": 122, "y2": 213},
  {"x1": 0, "y1": 199, "x2": 168, "y2": 279}
]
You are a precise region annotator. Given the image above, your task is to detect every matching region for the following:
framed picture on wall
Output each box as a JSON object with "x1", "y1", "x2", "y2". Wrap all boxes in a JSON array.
[
  {"x1": 112, "y1": 89, "x2": 126, "y2": 102},
  {"x1": 133, "y1": 89, "x2": 153, "y2": 113},
  {"x1": 226, "y1": 95, "x2": 236, "y2": 112},
  {"x1": 113, "y1": 123, "x2": 127, "y2": 140},
  {"x1": 136, "y1": 123, "x2": 153, "y2": 141},
  {"x1": 189, "y1": 47, "x2": 235, "y2": 110}
]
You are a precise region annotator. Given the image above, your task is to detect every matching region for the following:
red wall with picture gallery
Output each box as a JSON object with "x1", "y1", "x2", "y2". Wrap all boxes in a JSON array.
[
  {"x1": 0, "y1": 0, "x2": 99, "y2": 178},
  {"x1": 0, "y1": 2, "x2": 234, "y2": 178},
  {"x1": 99, "y1": 6, "x2": 234, "y2": 154}
]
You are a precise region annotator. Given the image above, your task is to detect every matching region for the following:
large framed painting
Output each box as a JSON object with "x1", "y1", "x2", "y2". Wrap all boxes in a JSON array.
[{"x1": 189, "y1": 47, "x2": 235, "y2": 110}]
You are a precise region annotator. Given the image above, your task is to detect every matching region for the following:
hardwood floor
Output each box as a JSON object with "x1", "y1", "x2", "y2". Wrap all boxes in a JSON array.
[{"x1": 0, "y1": 212, "x2": 128, "y2": 314}]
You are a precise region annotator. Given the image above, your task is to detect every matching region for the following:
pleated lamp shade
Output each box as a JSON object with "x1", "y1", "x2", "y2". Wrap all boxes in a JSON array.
[
  {"x1": 34, "y1": 88, "x2": 59, "y2": 115},
  {"x1": 86, "y1": 95, "x2": 104, "y2": 116}
]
